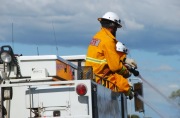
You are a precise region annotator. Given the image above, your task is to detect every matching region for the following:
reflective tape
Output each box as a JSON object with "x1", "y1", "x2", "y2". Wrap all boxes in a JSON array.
[
  {"x1": 86, "y1": 57, "x2": 107, "y2": 64},
  {"x1": 119, "y1": 66, "x2": 126, "y2": 74}
]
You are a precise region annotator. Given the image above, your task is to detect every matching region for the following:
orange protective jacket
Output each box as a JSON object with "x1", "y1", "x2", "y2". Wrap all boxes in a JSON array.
[{"x1": 85, "y1": 27, "x2": 130, "y2": 93}]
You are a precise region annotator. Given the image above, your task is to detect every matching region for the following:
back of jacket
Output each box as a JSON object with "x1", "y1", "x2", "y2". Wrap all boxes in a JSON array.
[{"x1": 85, "y1": 27, "x2": 126, "y2": 77}]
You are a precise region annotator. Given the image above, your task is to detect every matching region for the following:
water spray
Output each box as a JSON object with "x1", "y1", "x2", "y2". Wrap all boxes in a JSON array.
[
  {"x1": 127, "y1": 66, "x2": 180, "y2": 118},
  {"x1": 137, "y1": 74, "x2": 180, "y2": 109},
  {"x1": 135, "y1": 93, "x2": 167, "y2": 118},
  {"x1": 129, "y1": 67, "x2": 180, "y2": 109}
]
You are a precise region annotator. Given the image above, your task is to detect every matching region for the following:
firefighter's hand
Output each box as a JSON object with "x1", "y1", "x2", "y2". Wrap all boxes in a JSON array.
[
  {"x1": 125, "y1": 58, "x2": 137, "y2": 69},
  {"x1": 129, "y1": 91, "x2": 134, "y2": 100},
  {"x1": 118, "y1": 66, "x2": 132, "y2": 78},
  {"x1": 125, "y1": 88, "x2": 134, "y2": 100},
  {"x1": 122, "y1": 69, "x2": 132, "y2": 78}
]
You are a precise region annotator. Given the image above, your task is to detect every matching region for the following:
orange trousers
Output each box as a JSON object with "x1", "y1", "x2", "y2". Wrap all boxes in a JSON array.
[{"x1": 96, "y1": 73, "x2": 130, "y2": 93}]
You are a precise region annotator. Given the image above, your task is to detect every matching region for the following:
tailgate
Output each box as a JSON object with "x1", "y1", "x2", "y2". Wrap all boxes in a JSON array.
[{"x1": 25, "y1": 80, "x2": 93, "y2": 117}]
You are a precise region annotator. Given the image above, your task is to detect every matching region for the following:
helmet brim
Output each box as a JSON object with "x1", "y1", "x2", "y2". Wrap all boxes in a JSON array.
[
  {"x1": 98, "y1": 18, "x2": 102, "y2": 21},
  {"x1": 98, "y1": 18, "x2": 122, "y2": 28}
]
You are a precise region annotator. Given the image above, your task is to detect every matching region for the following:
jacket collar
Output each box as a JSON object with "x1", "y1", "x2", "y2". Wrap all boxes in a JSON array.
[{"x1": 101, "y1": 27, "x2": 116, "y2": 41}]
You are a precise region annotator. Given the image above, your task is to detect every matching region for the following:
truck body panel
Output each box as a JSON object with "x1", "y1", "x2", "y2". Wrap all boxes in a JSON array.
[
  {"x1": 1, "y1": 79, "x2": 127, "y2": 118},
  {"x1": 0, "y1": 50, "x2": 128, "y2": 118}
]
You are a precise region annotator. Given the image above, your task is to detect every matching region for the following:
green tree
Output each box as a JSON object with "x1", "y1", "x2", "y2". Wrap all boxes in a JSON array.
[
  {"x1": 128, "y1": 114, "x2": 140, "y2": 118},
  {"x1": 169, "y1": 89, "x2": 180, "y2": 106}
]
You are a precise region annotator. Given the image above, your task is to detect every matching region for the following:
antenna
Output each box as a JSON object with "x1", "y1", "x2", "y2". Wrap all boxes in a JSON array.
[
  {"x1": 37, "y1": 46, "x2": 39, "y2": 56},
  {"x1": 12, "y1": 22, "x2": 14, "y2": 50},
  {"x1": 51, "y1": 21, "x2": 59, "y2": 55}
]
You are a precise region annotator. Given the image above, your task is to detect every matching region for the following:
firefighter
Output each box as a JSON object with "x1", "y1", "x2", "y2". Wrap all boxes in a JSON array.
[
  {"x1": 85, "y1": 11, "x2": 136, "y2": 98},
  {"x1": 116, "y1": 41, "x2": 137, "y2": 70}
]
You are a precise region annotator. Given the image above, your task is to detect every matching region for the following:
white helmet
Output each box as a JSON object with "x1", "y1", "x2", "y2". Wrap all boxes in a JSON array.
[
  {"x1": 98, "y1": 12, "x2": 122, "y2": 28},
  {"x1": 116, "y1": 42, "x2": 128, "y2": 54}
]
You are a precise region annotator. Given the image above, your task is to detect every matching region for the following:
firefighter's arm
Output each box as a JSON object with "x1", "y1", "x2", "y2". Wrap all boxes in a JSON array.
[
  {"x1": 103, "y1": 41, "x2": 131, "y2": 78},
  {"x1": 125, "y1": 87, "x2": 134, "y2": 100},
  {"x1": 118, "y1": 65, "x2": 132, "y2": 78},
  {"x1": 103, "y1": 41, "x2": 124, "y2": 71}
]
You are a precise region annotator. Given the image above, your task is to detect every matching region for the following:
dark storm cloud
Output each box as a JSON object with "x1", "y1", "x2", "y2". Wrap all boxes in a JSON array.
[
  {"x1": 0, "y1": 0, "x2": 180, "y2": 56},
  {"x1": 120, "y1": 27, "x2": 180, "y2": 56}
]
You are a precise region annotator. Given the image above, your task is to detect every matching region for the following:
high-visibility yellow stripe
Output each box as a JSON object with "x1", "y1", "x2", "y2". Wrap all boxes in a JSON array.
[
  {"x1": 119, "y1": 66, "x2": 126, "y2": 74},
  {"x1": 86, "y1": 57, "x2": 107, "y2": 64}
]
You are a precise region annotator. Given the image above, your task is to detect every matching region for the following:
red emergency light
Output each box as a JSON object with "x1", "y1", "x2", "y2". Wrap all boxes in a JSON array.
[{"x1": 76, "y1": 83, "x2": 87, "y2": 96}]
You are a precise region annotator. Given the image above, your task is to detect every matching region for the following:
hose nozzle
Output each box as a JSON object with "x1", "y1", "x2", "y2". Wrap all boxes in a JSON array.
[{"x1": 129, "y1": 68, "x2": 139, "y2": 76}]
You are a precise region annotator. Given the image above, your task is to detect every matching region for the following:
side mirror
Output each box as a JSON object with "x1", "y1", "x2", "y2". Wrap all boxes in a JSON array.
[{"x1": 134, "y1": 82, "x2": 144, "y2": 112}]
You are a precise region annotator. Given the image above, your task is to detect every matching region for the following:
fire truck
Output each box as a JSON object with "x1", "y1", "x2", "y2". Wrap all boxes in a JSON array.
[{"x1": 0, "y1": 45, "x2": 143, "y2": 118}]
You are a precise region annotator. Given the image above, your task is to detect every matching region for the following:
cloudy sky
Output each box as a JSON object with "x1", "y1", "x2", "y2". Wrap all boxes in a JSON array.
[{"x1": 0, "y1": 0, "x2": 180, "y2": 117}]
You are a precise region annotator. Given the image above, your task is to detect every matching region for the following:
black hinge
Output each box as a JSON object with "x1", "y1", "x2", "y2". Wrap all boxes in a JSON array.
[{"x1": 91, "y1": 83, "x2": 98, "y2": 118}]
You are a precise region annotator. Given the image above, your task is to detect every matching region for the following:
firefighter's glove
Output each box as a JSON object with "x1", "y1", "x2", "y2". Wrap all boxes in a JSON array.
[
  {"x1": 123, "y1": 69, "x2": 132, "y2": 78},
  {"x1": 125, "y1": 87, "x2": 134, "y2": 100},
  {"x1": 125, "y1": 58, "x2": 137, "y2": 69},
  {"x1": 119, "y1": 66, "x2": 132, "y2": 78},
  {"x1": 129, "y1": 91, "x2": 134, "y2": 100}
]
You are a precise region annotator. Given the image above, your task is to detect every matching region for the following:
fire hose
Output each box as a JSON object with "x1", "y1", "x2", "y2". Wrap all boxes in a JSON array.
[
  {"x1": 128, "y1": 66, "x2": 180, "y2": 109},
  {"x1": 135, "y1": 93, "x2": 167, "y2": 118}
]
